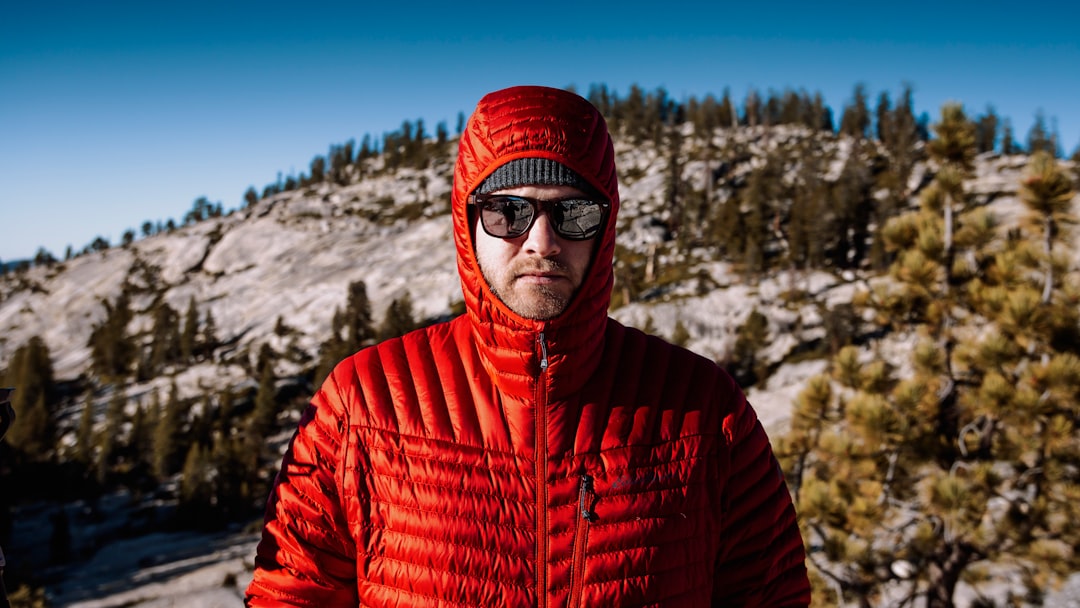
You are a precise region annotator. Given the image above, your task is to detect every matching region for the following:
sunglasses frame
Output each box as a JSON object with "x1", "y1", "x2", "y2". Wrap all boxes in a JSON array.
[{"x1": 468, "y1": 193, "x2": 609, "y2": 241}]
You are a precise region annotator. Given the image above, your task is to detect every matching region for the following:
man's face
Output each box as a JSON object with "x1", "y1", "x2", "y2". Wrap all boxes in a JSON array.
[{"x1": 474, "y1": 184, "x2": 597, "y2": 320}]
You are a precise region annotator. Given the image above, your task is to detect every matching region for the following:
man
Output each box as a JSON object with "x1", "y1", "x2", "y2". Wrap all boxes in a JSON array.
[{"x1": 247, "y1": 85, "x2": 810, "y2": 606}]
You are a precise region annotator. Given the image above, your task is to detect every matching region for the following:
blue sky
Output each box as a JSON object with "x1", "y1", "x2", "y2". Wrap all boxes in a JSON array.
[{"x1": 3, "y1": 0, "x2": 1078, "y2": 261}]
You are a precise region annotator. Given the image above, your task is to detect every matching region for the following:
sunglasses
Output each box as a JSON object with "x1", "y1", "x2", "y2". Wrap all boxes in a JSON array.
[{"x1": 469, "y1": 193, "x2": 609, "y2": 241}]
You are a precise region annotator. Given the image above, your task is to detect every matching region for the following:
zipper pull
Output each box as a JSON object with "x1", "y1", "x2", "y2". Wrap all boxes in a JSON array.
[
  {"x1": 578, "y1": 474, "x2": 595, "y2": 521},
  {"x1": 538, "y1": 331, "x2": 549, "y2": 372}
]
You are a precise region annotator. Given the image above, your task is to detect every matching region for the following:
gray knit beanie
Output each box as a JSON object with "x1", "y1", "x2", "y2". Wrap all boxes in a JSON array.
[{"x1": 476, "y1": 158, "x2": 597, "y2": 196}]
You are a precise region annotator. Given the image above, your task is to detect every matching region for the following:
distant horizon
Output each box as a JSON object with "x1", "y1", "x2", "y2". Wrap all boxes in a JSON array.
[{"x1": 4, "y1": 0, "x2": 1078, "y2": 261}]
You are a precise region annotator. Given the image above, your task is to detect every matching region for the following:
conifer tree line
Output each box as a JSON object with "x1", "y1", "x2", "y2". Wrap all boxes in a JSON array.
[
  {"x1": 595, "y1": 84, "x2": 1078, "y2": 322},
  {"x1": 254, "y1": 115, "x2": 460, "y2": 203},
  {"x1": 0, "y1": 272, "x2": 425, "y2": 566},
  {"x1": 4, "y1": 82, "x2": 1074, "y2": 275}
]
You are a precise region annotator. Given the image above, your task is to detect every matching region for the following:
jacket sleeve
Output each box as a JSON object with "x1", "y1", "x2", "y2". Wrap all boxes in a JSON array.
[
  {"x1": 712, "y1": 384, "x2": 811, "y2": 607},
  {"x1": 245, "y1": 366, "x2": 359, "y2": 607}
]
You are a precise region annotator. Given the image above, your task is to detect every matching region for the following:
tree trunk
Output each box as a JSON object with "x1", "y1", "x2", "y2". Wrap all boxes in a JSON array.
[
  {"x1": 1042, "y1": 215, "x2": 1054, "y2": 304},
  {"x1": 926, "y1": 541, "x2": 978, "y2": 608},
  {"x1": 942, "y1": 193, "x2": 954, "y2": 299},
  {"x1": 940, "y1": 194, "x2": 957, "y2": 382}
]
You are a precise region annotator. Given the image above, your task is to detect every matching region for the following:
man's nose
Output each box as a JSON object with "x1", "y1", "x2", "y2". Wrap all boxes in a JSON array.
[{"x1": 522, "y1": 211, "x2": 562, "y2": 257}]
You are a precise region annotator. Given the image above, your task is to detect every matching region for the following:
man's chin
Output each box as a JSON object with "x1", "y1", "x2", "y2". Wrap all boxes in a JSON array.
[{"x1": 504, "y1": 286, "x2": 572, "y2": 320}]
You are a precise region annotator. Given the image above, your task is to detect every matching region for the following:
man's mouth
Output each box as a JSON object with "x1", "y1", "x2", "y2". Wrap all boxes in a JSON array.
[
  {"x1": 515, "y1": 261, "x2": 569, "y2": 282},
  {"x1": 517, "y1": 272, "x2": 567, "y2": 283}
]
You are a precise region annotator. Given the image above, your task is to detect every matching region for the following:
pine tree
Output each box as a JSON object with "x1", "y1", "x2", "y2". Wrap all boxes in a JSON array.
[
  {"x1": 725, "y1": 309, "x2": 769, "y2": 388},
  {"x1": 828, "y1": 150, "x2": 874, "y2": 269},
  {"x1": 1018, "y1": 151, "x2": 1076, "y2": 303},
  {"x1": 737, "y1": 155, "x2": 784, "y2": 275},
  {"x1": 243, "y1": 186, "x2": 259, "y2": 208},
  {"x1": 874, "y1": 91, "x2": 892, "y2": 142},
  {"x1": 687, "y1": 93, "x2": 717, "y2": 138},
  {"x1": 873, "y1": 84, "x2": 921, "y2": 263},
  {"x1": 308, "y1": 155, "x2": 326, "y2": 183},
  {"x1": 621, "y1": 84, "x2": 649, "y2": 142},
  {"x1": 213, "y1": 389, "x2": 237, "y2": 438},
  {"x1": 145, "y1": 299, "x2": 180, "y2": 376},
  {"x1": 378, "y1": 293, "x2": 419, "y2": 341},
  {"x1": 254, "y1": 343, "x2": 276, "y2": 381},
  {"x1": 409, "y1": 119, "x2": 427, "y2": 168},
  {"x1": 611, "y1": 244, "x2": 646, "y2": 309},
  {"x1": 152, "y1": 384, "x2": 184, "y2": 480},
  {"x1": 128, "y1": 400, "x2": 153, "y2": 479},
  {"x1": 178, "y1": 442, "x2": 213, "y2": 527},
  {"x1": 138, "y1": 392, "x2": 161, "y2": 472},
  {"x1": 1001, "y1": 119, "x2": 1018, "y2": 155},
  {"x1": 782, "y1": 130, "x2": 1080, "y2": 605},
  {"x1": 96, "y1": 388, "x2": 127, "y2": 483},
  {"x1": 183, "y1": 196, "x2": 214, "y2": 225},
  {"x1": 358, "y1": 134, "x2": 374, "y2": 162},
  {"x1": 344, "y1": 280, "x2": 376, "y2": 351},
  {"x1": 665, "y1": 121, "x2": 685, "y2": 243},
  {"x1": 782, "y1": 88, "x2": 811, "y2": 127},
  {"x1": 670, "y1": 319, "x2": 691, "y2": 348},
  {"x1": 743, "y1": 88, "x2": 761, "y2": 128},
  {"x1": 315, "y1": 309, "x2": 348, "y2": 387},
  {"x1": 89, "y1": 236, "x2": 110, "y2": 252},
  {"x1": 839, "y1": 83, "x2": 871, "y2": 139},
  {"x1": 210, "y1": 432, "x2": 255, "y2": 524},
  {"x1": 436, "y1": 121, "x2": 449, "y2": 146},
  {"x1": 810, "y1": 91, "x2": 833, "y2": 132},
  {"x1": 88, "y1": 292, "x2": 136, "y2": 381},
  {"x1": 200, "y1": 308, "x2": 218, "y2": 360},
  {"x1": 925, "y1": 103, "x2": 977, "y2": 308},
  {"x1": 787, "y1": 140, "x2": 829, "y2": 271},
  {"x1": 180, "y1": 296, "x2": 199, "y2": 363},
  {"x1": 1, "y1": 336, "x2": 57, "y2": 459},
  {"x1": 974, "y1": 106, "x2": 999, "y2": 153},
  {"x1": 762, "y1": 88, "x2": 781, "y2": 127},
  {"x1": 33, "y1": 247, "x2": 57, "y2": 267},
  {"x1": 1026, "y1": 110, "x2": 1055, "y2": 156},
  {"x1": 248, "y1": 360, "x2": 278, "y2": 441},
  {"x1": 587, "y1": 83, "x2": 614, "y2": 120},
  {"x1": 720, "y1": 88, "x2": 738, "y2": 129},
  {"x1": 328, "y1": 140, "x2": 355, "y2": 185},
  {"x1": 74, "y1": 398, "x2": 95, "y2": 466}
]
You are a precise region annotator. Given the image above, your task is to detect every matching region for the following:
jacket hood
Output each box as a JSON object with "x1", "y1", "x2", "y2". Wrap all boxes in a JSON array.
[{"x1": 452, "y1": 85, "x2": 620, "y2": 400}]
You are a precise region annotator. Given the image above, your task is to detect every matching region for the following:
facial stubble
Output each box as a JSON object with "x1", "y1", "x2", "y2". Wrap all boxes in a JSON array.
[{"x1": 482, "y1": 259, "x2": 575, "y2": 321}]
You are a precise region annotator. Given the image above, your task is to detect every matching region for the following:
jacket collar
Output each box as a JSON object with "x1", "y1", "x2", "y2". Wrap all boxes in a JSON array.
[{"x1": 451, "y1": 86, "x2": 620, "y2": 401}]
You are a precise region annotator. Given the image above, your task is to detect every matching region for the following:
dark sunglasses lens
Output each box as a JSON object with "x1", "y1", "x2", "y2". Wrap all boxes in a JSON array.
[
  {"x1": 477, "y1": 196, "x2": 605, "y2": 240},
  {"x1": 553, "y1": 199, "x2": 604, "y2": 240},
  {"x1": 480, "y1": 197, "x2": 535, "y2": 237}
]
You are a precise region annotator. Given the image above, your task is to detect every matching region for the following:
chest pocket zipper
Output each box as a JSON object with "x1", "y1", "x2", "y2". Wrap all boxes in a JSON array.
[{"x1": 568, "y1": 474, "x2": 595, "y2": 608}]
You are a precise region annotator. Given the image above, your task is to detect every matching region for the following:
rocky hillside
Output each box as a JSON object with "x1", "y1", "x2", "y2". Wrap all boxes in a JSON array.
[
  {"x1": 1, "y1": 123, "x2": 1077, "y2": 606},
  {"x1": 0, "y1": 127, "x2": 1065, "y2": 436}
]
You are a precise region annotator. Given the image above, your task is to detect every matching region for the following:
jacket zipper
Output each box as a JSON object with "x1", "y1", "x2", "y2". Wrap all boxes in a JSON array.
[
  {"x1": 538, "y1": 331, "x2": 549, "y2": 371},
  {"x1": 535, "y1": 331, "x2": 550, "y2": 607},
  {"x1": 567, "y1": 473, "x2": 594, "y2": 608}
]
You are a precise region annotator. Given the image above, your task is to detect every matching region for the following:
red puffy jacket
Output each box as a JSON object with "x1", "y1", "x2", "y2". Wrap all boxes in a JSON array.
[{"x1": 247, "y1": 86, "x2": 810, "y2": 607}]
